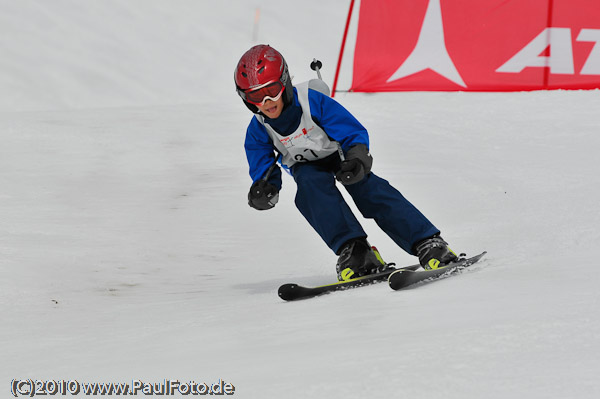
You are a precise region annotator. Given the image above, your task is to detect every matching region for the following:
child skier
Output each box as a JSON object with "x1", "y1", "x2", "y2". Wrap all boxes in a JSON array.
[{"x1": 235, "y1": 44, "x2": 458, "y2": 281}]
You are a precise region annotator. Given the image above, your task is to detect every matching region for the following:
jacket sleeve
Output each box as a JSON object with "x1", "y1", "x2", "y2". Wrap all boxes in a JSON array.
[
  {"x1": 307, "y1": 89, "x2": 370, "y2": 152},
  {"x1": 244, "y1": 117, "x2": 282, "y2": 190}
]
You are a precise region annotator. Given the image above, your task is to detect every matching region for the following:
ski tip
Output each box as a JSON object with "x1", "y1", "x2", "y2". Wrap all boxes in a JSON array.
[
  {"x1": 278, "y1": 283, "x2": 299, "y2": 301},
  {"x1": 387, "y1": 269, "x2": 410, "y2": 290}
]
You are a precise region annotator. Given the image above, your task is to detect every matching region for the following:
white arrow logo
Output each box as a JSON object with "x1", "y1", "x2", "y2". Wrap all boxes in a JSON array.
[{"x1": 387, "y1": 0, "x2": 466, "y2": 87}]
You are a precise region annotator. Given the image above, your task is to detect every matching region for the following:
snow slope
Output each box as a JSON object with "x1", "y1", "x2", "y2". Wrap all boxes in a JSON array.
[{"x1": 1, "y1": 1, "x2": 600, "y2": 398}]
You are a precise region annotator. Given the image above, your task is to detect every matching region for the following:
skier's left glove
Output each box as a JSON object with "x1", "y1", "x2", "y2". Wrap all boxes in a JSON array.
[
  {"x1": 336, "y1": 144, "x2": 373, "y2": 185},
  {"x1": 248, "y1": 180, "x2": 279, "y2": 210}
]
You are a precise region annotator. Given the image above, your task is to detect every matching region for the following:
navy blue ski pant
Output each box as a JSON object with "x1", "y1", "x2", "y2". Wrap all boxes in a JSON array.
[{"x1": 292, "y1": 159, "x2": 439, "y2": 255}]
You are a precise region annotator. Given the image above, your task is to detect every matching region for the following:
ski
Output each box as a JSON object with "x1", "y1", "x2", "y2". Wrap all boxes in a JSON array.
[
  {"x1": 388, "y1": 251, "x2": 487, "y2": 291},
  {"x1": 278, "y1": 263, "x2": 421, "y2": 301}
]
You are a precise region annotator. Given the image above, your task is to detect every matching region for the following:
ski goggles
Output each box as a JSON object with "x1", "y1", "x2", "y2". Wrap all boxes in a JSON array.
[{"x1": 239, "y1": 81, "x2": 285, "y2": 106}]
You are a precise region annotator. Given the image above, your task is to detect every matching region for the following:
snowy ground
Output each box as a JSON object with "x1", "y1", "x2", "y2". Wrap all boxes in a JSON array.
[{"x1": 2, "y1": 1, "x2": 600, "y2": 398}]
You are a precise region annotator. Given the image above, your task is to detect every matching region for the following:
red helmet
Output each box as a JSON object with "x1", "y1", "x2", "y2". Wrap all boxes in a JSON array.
[{"x1": 235, "y1": 45, "x2": 293, "y2": 112}]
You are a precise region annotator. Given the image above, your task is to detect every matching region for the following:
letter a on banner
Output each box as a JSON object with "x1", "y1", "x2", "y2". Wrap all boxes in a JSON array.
[{"x1": 497, "y1": 28, "x2": 574, "y2": 74}]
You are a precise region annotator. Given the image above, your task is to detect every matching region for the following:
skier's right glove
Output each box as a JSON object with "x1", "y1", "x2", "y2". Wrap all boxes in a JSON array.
[
  {"x1": 336, "y1": 144, "x2": 373, "y2": 185},
  {"x1": 248, "y1": 180, "x2": 279, "y2": 210}
]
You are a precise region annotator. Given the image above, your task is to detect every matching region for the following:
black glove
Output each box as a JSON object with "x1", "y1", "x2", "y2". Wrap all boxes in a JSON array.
[
  {"x1": 248, "y1": 180, "x2": 279, "y2": 210},
  {"x1": 335, "y1": 144, "x2": 373, "y2": 185}
]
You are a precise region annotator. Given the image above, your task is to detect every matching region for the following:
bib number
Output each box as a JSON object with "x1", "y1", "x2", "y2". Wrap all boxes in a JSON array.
[{"x1": 294, "y1": 149, "x2": 319, "y2": 162}]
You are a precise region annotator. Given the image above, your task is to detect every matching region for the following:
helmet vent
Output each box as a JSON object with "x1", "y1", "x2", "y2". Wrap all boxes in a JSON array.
[
  {"x1": 258, "y1": 66, "x2": 265, "y2": 74},
  {"x1": 242, "y1": 72, "x2": 247, "y2": 77}
]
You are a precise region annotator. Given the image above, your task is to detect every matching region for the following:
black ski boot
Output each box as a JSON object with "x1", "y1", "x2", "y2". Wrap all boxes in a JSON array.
[
  {"x1": 336, "y1": 238, "x2": 387, "y2": 281},
  {"x1": 414, "y1": 234, "x2": 459, "y2": 270}
]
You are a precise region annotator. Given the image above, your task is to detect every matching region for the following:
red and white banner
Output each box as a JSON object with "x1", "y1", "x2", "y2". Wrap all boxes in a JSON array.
[{"x1": 350, "y1": 0, "x2": 600, "y2": 91}]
